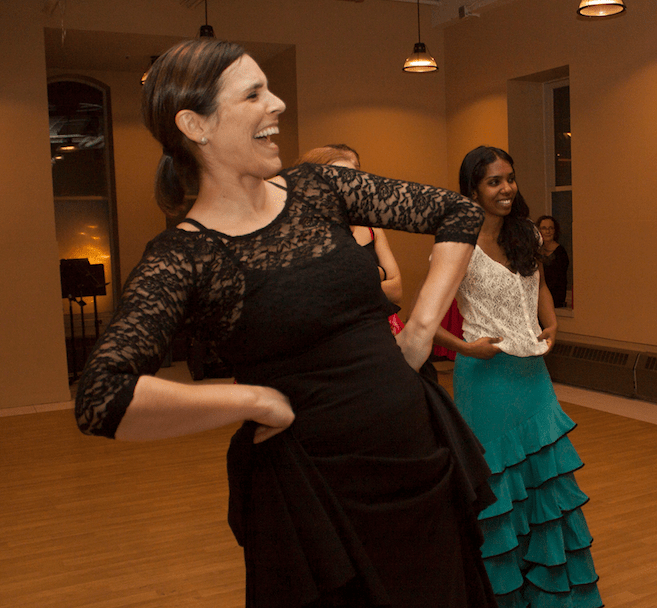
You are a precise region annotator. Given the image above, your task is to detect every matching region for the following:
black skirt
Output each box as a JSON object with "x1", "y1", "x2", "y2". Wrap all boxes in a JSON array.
[{"x1": 227, "y1": 320, "x2": 497, "y2": 608}]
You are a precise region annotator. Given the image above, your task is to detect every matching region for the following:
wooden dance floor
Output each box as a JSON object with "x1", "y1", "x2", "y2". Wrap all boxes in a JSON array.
[{"x1": 1, "y1": 391, "x2": 656, "y2": 607}]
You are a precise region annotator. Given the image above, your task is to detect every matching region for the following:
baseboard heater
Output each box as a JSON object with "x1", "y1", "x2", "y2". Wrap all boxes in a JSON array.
[
  {"x1": 544, "y1": 341, "x2": 657, "y2": 404},
  {"x1": 636, "y1": 353, "x2": 657, "y2": 403}
]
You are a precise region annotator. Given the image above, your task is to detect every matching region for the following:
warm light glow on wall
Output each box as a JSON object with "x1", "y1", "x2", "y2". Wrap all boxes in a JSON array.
[{"x1": 55, "y1": 200, "x2": 113, "y2": 313}]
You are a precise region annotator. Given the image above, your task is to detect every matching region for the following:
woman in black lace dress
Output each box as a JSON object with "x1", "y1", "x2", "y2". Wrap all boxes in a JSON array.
[{"x1": 75, "y1": 39, "x2": 497, "y2": 608}]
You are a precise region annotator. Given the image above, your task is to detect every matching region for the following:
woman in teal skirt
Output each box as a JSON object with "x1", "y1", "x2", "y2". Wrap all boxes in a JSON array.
[{"x1": 432, "y1": 146, "x2": 603, "y2": 607}]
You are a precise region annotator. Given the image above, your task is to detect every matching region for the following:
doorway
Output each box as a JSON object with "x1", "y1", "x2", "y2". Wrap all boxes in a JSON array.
[{"x1": 48, "y1": 77, "x2": 120, "y2": 378}]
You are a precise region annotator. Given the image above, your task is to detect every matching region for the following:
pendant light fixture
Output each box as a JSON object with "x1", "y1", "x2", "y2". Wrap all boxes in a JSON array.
[
  {"x1": 142, "y1": 0, "x2": 214, "y2": 85},
  {"x1": 403, "y1": 0, "x2": 438, "y2": 73},
  {"x1": 577, "y1": 0, "x2": 626, "y2": 17},
  {"x1": 199, "y1": 0, "x2": 215, "y2": 37}
]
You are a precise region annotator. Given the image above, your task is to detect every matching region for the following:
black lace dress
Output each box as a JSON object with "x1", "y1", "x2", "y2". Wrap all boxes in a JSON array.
[{"x1": 76, "y1": 163, "x2": 498, "y2": 608}]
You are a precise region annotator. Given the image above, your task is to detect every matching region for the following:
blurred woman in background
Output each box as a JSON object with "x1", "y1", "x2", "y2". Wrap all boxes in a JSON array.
[{"x1": 536, "y1": 214, "x2": 569, "y2": 308}]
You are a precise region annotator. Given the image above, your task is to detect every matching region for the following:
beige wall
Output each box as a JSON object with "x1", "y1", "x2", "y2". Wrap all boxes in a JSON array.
[
  {"x1": 0, "y1": 0, "x2": 657, "y2": 407},
  {"x1": 0, "y1": 2, "x2": 71, "y2": 407},
  {"x1": 1, "y1": 0, "x2": 446, "y2": 408},
  {"x1": 9, "y1": 0, "x2": 652, "y2": 410},
  {"x1": 443, "y1": 0, "x2": 657, "y2": 349}
]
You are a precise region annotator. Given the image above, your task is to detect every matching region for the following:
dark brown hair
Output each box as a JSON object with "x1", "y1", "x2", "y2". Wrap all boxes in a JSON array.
[
  {"x1": 536, "y1": 215, "x2": 561, "y2": 241},
  {"x1": 141, "y1": 39, "x2": 245, "y2": 216}
]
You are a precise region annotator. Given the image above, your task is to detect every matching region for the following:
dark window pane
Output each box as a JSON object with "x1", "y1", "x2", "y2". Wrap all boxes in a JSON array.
[
  {"x1": 49, "y1": 81, "x2": 107, "y2": 197},
  {"x1": 553, "y1": 85, "x2": 571, "y2": 187},
  {"x1": 551, "y1": 190, "x2": 573, "y2": 306}
]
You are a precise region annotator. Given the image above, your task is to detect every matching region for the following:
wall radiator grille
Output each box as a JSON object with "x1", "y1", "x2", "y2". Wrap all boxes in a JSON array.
[
  {"x1": 643, "y1": 356, "x2": 657, "y2": 371},
  {"x1": 570, "y1": 345, "x2": 630, "y2": 366},
  {"x1": 545, "y1": 341, "x2": 657, "y2": 404},
  {"x1": 636, "y1": 353, "x2": 657, "y2": 402}
]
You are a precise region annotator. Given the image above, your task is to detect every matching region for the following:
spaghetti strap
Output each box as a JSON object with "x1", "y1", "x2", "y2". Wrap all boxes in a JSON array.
[
  {"x1": 178, "y1": 218, "x2": 207, "y2": 230},
  {"x1": 268, "y1": 180, "x2": 287, "y2": 191}
]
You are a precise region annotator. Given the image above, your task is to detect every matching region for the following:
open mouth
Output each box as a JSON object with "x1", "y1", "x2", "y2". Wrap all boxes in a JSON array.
[{"x1": 254, "y1": 126, "x2": 279, "y2": 141}]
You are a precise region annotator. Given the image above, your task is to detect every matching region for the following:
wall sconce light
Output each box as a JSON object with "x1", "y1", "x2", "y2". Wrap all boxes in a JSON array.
[
  {"x1": 403, "y1": 0, "x2": 438, "y2": 73},
  {"x1": 577, "y1": 0, "x2": 626, "y2": 17}
]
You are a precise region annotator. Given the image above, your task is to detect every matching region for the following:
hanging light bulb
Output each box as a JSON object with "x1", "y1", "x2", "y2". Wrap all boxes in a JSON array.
[
  {"x1": 577, "y1": 0, "x2": 626, "y2": 17},
  {"x1": 403, "y1": 42, "x2": 438, "y2": 73},
  {"x1": 403, "y1": 0, "x2": 437, "y2": 73}
]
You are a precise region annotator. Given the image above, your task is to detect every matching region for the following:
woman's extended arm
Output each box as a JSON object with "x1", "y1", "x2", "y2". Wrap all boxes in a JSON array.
[
  {"x1": 75, "y1": 234, "x2": 294, "y2": 442},
  {"x1": 117, "y1": 376, "x2": 293, "y2": 443},
  {"x1": 372, "y1": 228, "x2": 403, "y2": 305},
  {"x1": 396, "y1": 241, "x2": 474, "y2": 370},
  {"x1": 315, "y1": 165, "x2": 484, "y2": 369},
  {"x1": 316, "y1": 164, "x2": 484, "y2": 244}
]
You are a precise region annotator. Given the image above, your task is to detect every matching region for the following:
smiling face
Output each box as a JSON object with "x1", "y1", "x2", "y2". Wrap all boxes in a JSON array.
[
  {"x1": 204, "y1": 54, "x2": 286, "y2": 179},
  {"x1": 538, "y1": 218, "x2": 556, "y2": 244},
  {"x1": 472, "y1": 158, "x2": 518, "y2": 219}
]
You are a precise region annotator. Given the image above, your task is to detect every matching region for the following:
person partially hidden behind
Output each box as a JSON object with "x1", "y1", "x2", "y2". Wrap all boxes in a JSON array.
[
  {"x1": 295, "y1": 143, "x2": 405, "y2": 333},
  {"x1": 536, "y1": 214, "x2": 570, "y2": 308},
  {"x1": 75, "y1": 39, "x2": 498, "y2": 608}
]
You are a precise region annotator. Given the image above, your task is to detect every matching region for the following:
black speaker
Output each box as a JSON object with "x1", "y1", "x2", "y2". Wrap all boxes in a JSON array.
[{"x1": 60, "y1": 258, "x2": 107, "y2": 299}]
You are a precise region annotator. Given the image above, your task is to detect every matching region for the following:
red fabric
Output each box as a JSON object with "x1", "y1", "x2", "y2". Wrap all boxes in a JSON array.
[
  {"x1": 388, "y1": 312, "x2": 404, "y2": 335},
  {"x1": 432, "y1": 300, "x2": 463, "y2": 361}
]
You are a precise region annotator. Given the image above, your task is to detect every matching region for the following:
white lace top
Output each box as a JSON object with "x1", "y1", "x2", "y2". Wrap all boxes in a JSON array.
[{"x1": 457, "y1": 245, "x2": 548, "y2": 357}]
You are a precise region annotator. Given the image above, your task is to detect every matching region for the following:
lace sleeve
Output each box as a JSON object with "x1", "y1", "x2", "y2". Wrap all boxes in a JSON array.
[
  {"x1": 310, "y1": 164, "x2": 484, "y2": 245},
  {"x1": 75, "y1": 233, "x2": 198, "y2": 439}
]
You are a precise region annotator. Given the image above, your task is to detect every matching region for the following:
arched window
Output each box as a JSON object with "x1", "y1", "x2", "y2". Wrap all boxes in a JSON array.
[{"x1": 48, "y1": 77, "x2": 120, "y2": 377}]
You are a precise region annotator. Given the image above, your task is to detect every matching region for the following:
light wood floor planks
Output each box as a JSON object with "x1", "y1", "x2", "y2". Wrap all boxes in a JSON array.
[
  {"x1": 560, "y1": 402, "x2": 657, "y2": 608},
  {"x1": 0, "y1": 410, "x2": 246, "y2": 608},
  {"x1": 1, "y1": 388, "x2": 656, "y2": 606}
]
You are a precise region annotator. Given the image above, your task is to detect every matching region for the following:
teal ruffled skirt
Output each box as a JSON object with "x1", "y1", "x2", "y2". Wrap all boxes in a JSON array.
[{"x1": 454, "y1": 352, "x2": 603, "y2": 608}]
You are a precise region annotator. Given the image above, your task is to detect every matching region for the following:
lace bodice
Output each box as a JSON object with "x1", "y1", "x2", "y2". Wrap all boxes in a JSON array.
[
  {"x1": 457, "y1": 245, "x2": 548, "y2": 357},
  {"x1": 75, "y1": 163, "x2": 483, "y2": 437}
]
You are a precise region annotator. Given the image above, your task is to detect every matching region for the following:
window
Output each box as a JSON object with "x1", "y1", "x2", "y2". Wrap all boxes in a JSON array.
[
  {"x1": 508, "y1": 67, "x2": 573, "y2": 312},
  {"x1": 544, "y1": 79, "x2": 573, "y2": 310},
  {"x1": 48, "y1": 77, "x2": 120, "y2": 377}
]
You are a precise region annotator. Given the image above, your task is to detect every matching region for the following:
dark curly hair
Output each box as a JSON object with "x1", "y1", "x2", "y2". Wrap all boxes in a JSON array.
[{"x1": 459, "y1": 146, "x2": 540, "y2": 277}]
